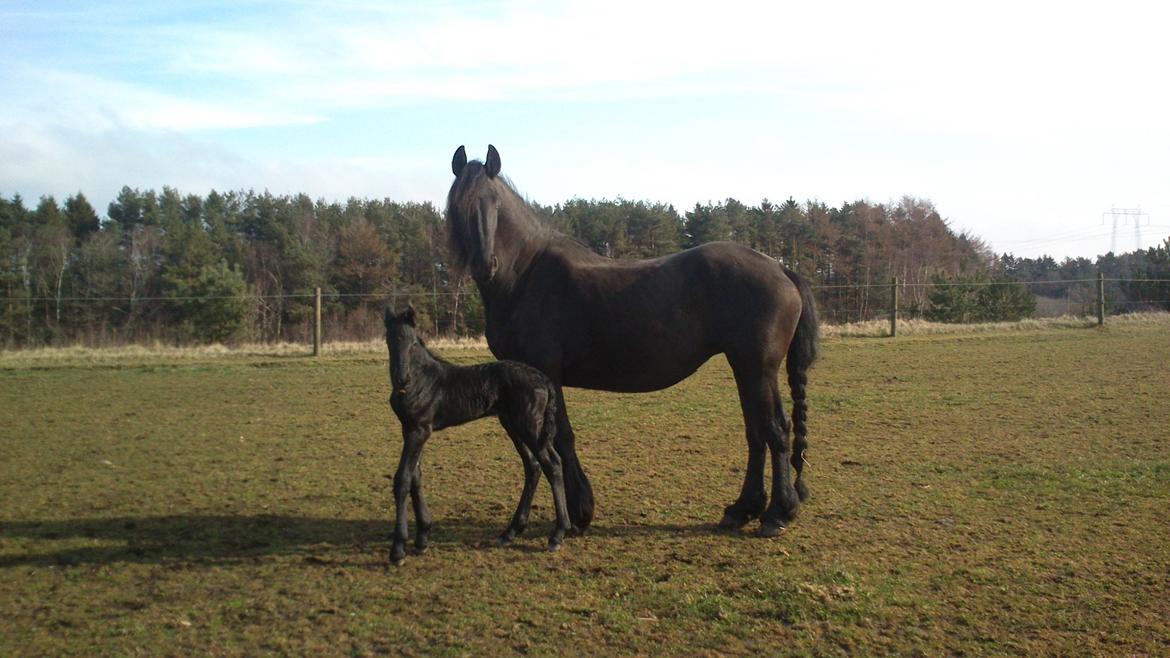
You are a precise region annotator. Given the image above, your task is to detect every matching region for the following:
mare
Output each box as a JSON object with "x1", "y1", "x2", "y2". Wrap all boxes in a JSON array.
[
  {"x1": 445, "y1": 145, "x2": 819, "y2": 537},
  {"x1": 384, "y1": 305, "x2": 571, "y2": 565}
]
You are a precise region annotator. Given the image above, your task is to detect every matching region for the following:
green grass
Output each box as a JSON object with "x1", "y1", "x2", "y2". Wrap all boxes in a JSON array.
[{"x1": 2, "y1": 322, "x2": 1169, "y2": 655}]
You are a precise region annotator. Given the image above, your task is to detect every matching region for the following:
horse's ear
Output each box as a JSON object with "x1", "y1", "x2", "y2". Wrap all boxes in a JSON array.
[
  {"x1": 485, "y1": 144, "x2": 501, "y2": 179},
  {"x1": 403, "y1": 304, "x2": 417, "y2": 326},
  {"x1": 452, "y1": 145, "x2": 468, "y2": 177},
  {"x1": 383, "y1": 306, "x2": 394, "y2": 329}
]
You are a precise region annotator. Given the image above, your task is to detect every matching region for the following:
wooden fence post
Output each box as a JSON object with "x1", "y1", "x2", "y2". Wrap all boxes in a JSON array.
[
  {"x1": 313, "y1": 287, "x2": 322, "y2": 356},
  {"x1": 1096, "y1": 272, "x2": 1105, "y2": 326},
  {"x1": 889, "y1": 277, "x2": 898, "y2": 337}
]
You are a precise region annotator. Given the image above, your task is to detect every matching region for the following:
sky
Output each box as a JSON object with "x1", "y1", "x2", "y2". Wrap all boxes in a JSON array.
[{"x1": 2, "y1": 0, "x2": 1168, "y2": 260}]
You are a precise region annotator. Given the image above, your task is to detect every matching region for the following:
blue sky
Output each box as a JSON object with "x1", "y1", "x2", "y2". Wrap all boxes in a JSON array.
[{"x1": 2, "y1": 0, "x2": 1168, "y2": 259}]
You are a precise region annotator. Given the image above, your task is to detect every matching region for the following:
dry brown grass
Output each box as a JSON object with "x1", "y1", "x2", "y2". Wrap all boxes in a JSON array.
[
  {"x1": 6, "y1": 313, "x2": 1167, "y2": 368},
  {"x1": 822, "y1": 311, "x2": 1170, "y2": 338},
  {"x1": 0, "y1": 336, "x2": 490, "y2": 369}
]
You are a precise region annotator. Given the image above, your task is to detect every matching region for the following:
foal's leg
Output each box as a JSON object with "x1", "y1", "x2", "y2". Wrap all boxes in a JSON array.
[
  {"x1": 552, "y1": 385, "x2": 594, "y2": 533},
  {"x1": 390, "y1": 425, "x2": 428, "y2": 565},
  {"x1": 410, "y1": 460, "x2": 433, "y2": 553},
  {"x1": 720, "y1": 364, "x2": 769, "y2": 530},
  {"x1": 499, "y1": 419, "x2": 542, "y2": 545}
]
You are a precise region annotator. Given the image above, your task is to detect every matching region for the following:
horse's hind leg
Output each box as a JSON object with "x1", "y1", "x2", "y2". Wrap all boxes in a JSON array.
[
  {"x1": 536, "y1": 443, "x2": 571, "y2": 551},
  {"x1": 760, "y1": 380, "x2": 800, "y2": 536},
  {"x1": 552, "y1": 385, "x2": 594, "y2": 533},
  {"x1": 720, "y1": 365, "x2": 770, "y2": 530}
]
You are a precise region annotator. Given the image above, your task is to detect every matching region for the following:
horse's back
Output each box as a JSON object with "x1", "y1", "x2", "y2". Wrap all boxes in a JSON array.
[{"x1": 531, "y1": 241, "x2": 802, "y2": 391}]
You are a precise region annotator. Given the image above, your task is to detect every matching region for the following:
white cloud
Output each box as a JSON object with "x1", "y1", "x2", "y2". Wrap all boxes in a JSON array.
[
  {"x1": 3, "y1": 67, "x2": 324, "y2": 134},
  {"x1": 3, "y1": 0, "x2": 1168, "y2": 259},
  {"x1": 0, "y1": 119, "x2": 445, "y2": 214}
]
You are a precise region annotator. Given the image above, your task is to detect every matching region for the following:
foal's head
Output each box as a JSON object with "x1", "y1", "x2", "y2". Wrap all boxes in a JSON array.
[{"x1": 383, "y1": 305, "x2": 426, "y2": 391}]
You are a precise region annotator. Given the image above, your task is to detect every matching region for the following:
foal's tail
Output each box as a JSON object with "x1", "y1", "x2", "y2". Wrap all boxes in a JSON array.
[{"x1": 782, "y1": 266, "x2": 819, "y2": 502}]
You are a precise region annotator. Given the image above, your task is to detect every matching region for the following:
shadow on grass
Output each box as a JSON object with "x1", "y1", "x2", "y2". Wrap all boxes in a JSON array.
[{"x1": 0, "y1": 514, "x2": 723, "y2": 568}]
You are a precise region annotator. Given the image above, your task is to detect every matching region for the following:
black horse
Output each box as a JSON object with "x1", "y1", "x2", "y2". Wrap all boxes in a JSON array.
[
  {"x1": 383, "y1": 305, "x2": 571, "y2": 565},
  {"x1": 446, "y1": 145, "x2": 820, "y2": 537}
]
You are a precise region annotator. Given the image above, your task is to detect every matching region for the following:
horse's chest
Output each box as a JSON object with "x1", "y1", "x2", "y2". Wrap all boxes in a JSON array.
[
  {"x1": 484, "y1": 318, "x2": 531, "y2": 363},
  {"x1": 484, "y1": 303, "x2": 565, "y2": 368}
]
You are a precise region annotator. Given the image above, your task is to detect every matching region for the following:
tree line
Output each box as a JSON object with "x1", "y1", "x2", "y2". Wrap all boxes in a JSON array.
[{"x1": 1, "y1": 187, "x2": 1168, "y2": 347}]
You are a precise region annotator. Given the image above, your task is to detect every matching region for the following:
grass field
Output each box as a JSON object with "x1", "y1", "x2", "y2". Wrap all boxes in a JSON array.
[{"x1": 2, "y1": 320, "x2": 1169, "y2": 655}]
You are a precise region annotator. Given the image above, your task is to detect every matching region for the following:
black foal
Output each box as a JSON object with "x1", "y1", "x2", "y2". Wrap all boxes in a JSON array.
[{"x1": 383, "y1": 305, "x2": 571, "y2": 565}]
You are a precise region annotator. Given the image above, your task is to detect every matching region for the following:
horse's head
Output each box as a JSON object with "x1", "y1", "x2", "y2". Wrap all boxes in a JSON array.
[
  {"x1": 447, "y1": 144, "x2": 504, "y2": 283},
  {"x1": 383, "y1": 305, "x2": 424, "y2": 391}
]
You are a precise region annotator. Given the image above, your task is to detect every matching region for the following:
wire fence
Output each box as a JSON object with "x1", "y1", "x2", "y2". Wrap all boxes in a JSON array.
[
  {"x1": 4, "y1": 277, "x2": 1163, "y2": 302},
  {"x1": 2, "y1": 275, "x2": 1168, "y2": 348}
]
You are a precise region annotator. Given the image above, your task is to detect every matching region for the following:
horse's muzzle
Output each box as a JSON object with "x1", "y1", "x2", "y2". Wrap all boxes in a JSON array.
[{"x1": 474, "y1": 255, "x2": 500, "y2": 282}]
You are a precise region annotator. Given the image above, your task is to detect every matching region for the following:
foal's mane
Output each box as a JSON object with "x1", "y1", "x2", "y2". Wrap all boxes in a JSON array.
[
  {"x1": 416, "y1": 335, "x2": 453, "y2": 368},
  {"x1": 386, "y1": 314, "x2": 449, "y2": 368}
]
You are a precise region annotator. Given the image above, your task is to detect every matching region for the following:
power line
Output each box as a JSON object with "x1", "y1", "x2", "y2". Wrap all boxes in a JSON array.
[{"x1": 1103, "y1": 207, "x2": 1151, "y2": 254}]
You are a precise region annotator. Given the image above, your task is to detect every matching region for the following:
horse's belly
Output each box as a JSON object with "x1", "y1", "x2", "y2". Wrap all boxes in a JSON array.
[{"x1": 561, "y1": 348, "x2": 714, "y2": 393}]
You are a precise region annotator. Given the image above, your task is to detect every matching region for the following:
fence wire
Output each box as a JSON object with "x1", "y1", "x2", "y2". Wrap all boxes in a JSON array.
[
  {"x1": 4, "y1": 277, "x2": 1162, "y2": 304},
  {"x1": 2, "y1": 276, "x2": 1167, "y2": 346}
]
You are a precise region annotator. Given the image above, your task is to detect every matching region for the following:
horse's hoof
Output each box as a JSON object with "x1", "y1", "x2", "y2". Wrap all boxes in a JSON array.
[
  {"x1": 497, "y1": 534, "x2": 513, "y2": 547},
  {"x1": 719, "y1": 511, "x2": 748, "y2": 531},
  {"x1": 414, "y1": 544, "x2": 429, "y2": 555},
  {"x1": 757, "y1": 521, "x2": 786, "y2": 538},
  {"x1": 547, "y1": 541, "x2": 563, "y2": 552},
  {"x1": 390, "y1": 545, "x2": 407, "y2": 565}
]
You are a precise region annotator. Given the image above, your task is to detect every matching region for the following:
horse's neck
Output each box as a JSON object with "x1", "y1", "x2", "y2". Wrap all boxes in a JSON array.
[
  {"x1": 496, "y1": 208, "x2": 544, "y2": 281},
  {"x1": 495, "y1": 203, "x2": 601, "y2": 285}
]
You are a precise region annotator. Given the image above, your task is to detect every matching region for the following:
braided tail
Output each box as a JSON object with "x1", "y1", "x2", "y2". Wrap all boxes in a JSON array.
[{"x1": 782, "y1": 266, "x2": 819, "y2": 502}]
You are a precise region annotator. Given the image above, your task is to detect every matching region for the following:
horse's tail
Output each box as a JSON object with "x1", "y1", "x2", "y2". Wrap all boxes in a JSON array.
[{"x1": 782, "y1": 266, "x2": 819, "y2": 502}]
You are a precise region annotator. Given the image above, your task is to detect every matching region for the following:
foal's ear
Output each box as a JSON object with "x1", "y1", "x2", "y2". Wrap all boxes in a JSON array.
[
  {"x1": 452, "y1": 145, "x2": 468, "y2": 177},
  {"x1": 485, "y1": 144, "x2": 501, "y2": 179},
  {"x1": 403, "y1": 304, "x2": 417, "y2": 326}
]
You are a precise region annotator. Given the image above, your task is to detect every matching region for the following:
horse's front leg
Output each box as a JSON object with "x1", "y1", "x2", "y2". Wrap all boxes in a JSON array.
[{"x1": 390, "y1": 424, "x2": 428, "y2": 565}]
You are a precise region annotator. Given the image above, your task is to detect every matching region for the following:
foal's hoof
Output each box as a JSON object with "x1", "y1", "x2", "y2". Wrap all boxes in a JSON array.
[{"x1": 757, "y1": 521, "x2": 787, "y2": 538}]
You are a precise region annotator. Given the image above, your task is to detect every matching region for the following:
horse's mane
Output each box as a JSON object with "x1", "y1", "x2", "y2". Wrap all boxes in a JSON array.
[{"x1": 445, "y1": 162, "x2": 562, "y2": 276}]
